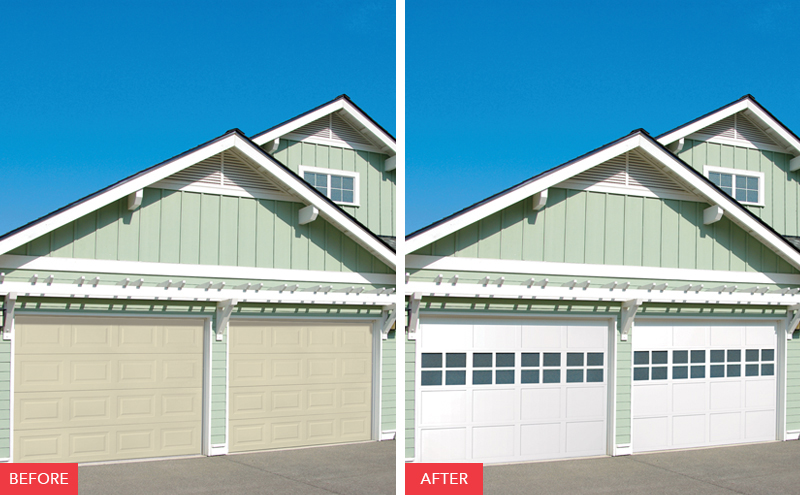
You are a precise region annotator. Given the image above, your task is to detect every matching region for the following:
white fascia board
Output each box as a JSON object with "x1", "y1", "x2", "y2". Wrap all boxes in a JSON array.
[
  {"x1": 405, "y1": 135, "x2": 642, "y2": 253},
  {"x1": 741, "y1": 102, "x2": 800, "y2": 156},
  {"x1": 231, "y1": 136, "x2": 396, "y2": 269},
  {"x1": 0, "y1": 255, "x2": 395, "y2": 285},
  {"x1": 251, "y1": 100, "x2": 396, "y2": 157},
  {"x1": 405, "y1": 281, "x2": 800, "y2": 307},
  {"x1": 635, "y1": 137, "x2": 800, "y2": 272},
  {"x1": 656, "y1": 100, "x2": 748, "y2": 147},
  {"x1": 0, "y1": 281, "x2": 394, "y2": 306},
  {"x1": 0, "y1": 135, "x2": 236, "y2": 257},
  {"x1": 406, "y1": 255, "x2": 800, "y2": 286}
]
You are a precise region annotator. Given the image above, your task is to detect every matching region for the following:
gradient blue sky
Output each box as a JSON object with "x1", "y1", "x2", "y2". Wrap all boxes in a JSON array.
[
  {"x1": 406, "y1": 0, "x2": 800, "y2": 234},
  {"x1": 0, "y1": 1, "x2": 394, "y2": 236}
]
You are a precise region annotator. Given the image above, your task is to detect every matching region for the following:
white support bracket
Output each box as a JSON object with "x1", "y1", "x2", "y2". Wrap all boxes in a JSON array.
[
  {"x1": 263, "y1": 138, "x2": 281, "y2": 154},
  {"x1": 380, "y1": 304, "x2": 396, "y2": 340},
  {"x1": 384, "y1": 155, "x2": 396, "y2": 172},
  {"x1": 785, "y1": 304, "x2": 800, "y2": 340},
  {"x1": 669, "y1": 137, "x2": 685, "y2": 154},
  {"x1": 215, "y1": 299, "x2": 237, "y2": 342},
  {"x1": 407, "y1": 292, "x2": 422, "y2": 341},
  {"x1": 620, "y1": 298, "x2": 642, "y2": 342},
  {"x1": 298, "y1": 205, "x2": 319, "y2": 225},
  {"x1": 790, "y1": 155, "x2": 800, "y2": 172},
  {"x1": 2, "y1": 292, "x2": 17, "y2": 340},
  {"x1": 703, "y1": 205, "x2": 724, "y2": 225},
  {"x1": 128, "y1": 189, "x2": 144, "y2": 211},
  {"x1": 532, "y1": 189, "x2": 548, "y2": 211}
]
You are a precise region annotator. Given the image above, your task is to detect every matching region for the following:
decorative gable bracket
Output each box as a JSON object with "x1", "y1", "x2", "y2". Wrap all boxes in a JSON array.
[
  {"x1": 620, "y1": 298, "x2": 642, "y2": 341},
  {"x1": 215, "y1": 299, "x2": 237, "y2": 341},
  {"x1": 790, "y1": 156, "x2": 800, "y2": 172},
  {"x1": 2, "y1": 292, "x2": 16, "y2": 340},
  {"x1": 128, "y1": 190, "x2": 143, "y2": 211},
  {"x1": 299, "y1": 205, "x2": 319, "y2": 225},
  {"x1": 703, "y1": 205, "x2": 723, "y2": 225},
  {"x1": 532, "y1": 189, "x2": 548, "y2": 211},
  {"x1": 407, "y1": 292, "x2": 423, "y2": 340},
  {"x1": 785, "y1": 304, "x2": 800, "y2": 340},
  {"x1": 380, "y1": 304, "x2": 396, "y2": 340}
]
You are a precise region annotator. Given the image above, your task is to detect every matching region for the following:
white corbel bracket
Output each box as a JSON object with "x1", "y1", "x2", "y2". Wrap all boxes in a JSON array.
[
  {"x1": 669, "y1": 138, "x2": 685, "y2": 154},
  {"x1": 790, "y1": 155, "x2": 800, "y2": 172},
  {"x1": 298, "y1": 205, "x2": 319, "y2": 225},
  {"x1": 384, "y1": 155, "x2": 396, "y2": 172},
  {"x1": 263, "y1": 138, "x2": 281, "y2": 154},
  {"x1": 215, "y1": 299, "x2": 237, "y2": 342},
  {"x1": 128, "y1": 189, "x2": 144, "y2": 211},
  {"x1": 2, "y1": 292, "x2": 17, "y2": 340},
  {"x1": 407, "y1": 292, "x2": 422, "y2": 341},
  {"x1": 380, "y1": 304, "x2": 397, "y2": 340},
  {"x1": 620, "y1": 299, "x2": 642, "y2": 342},
  {"x1": 703, "y1": 205, "x2": 723, "y2": 225},
  {"x1": 532, "y1": 189, "x2": 548, "y2": 211},
  {"x1": 785, "y1": 304, "x2": 800, "y2": 340}
]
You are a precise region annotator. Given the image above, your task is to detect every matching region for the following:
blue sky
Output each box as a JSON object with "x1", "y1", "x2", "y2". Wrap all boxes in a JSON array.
[
  {"x1": 406, "y1": 0, "x2": 800, "y2": 233},
  {"x1": 0, "y1": 1, "x2": 394, "y2": 236}
]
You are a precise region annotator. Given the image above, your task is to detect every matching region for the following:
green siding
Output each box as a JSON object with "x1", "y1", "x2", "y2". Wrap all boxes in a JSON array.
[
  {"x1": 405, "y1": 333, "x2": 415, "y2": 459},
  {"x1": 787, "y1": 331, "x2": 800, "y2": 431},
  {"x1": 0, "y1": 338, "x2": 9, "y2": 459},
  {"x1": 616, "y1": 331, "x2": 631, "y2": 445},
  {"x1": 16, "y1": 189, "x2": 391, "y2": 275},
  {"x1": 677, "y1": 140, "x2": 800, "y2": 236},
  {"x1": 413, "y1": 188, "x2": 798, "y2": 275},
  {"x1": 271, "y1": 140, "x2": 395, "y2": 237},
  {"x1": 382, "y1": 330, "x2": 396, "y2": 432}
]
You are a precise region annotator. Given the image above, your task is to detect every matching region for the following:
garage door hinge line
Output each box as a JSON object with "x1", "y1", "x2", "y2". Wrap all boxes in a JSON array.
[
  {"x1": 620, "y1": 298, "x2": 641, "y2": 341},
  {"x1": 785, "y1": 304, "x2": 800, "y2": 340},
  {"x1": 2, "y1": 291, "x2": 15, "y2": 340},
  {"x1": 216, "y1": 299, "x2": 237, "y2": 341}
]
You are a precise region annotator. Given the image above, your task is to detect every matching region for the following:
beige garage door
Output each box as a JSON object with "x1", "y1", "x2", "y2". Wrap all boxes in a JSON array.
[
  {"x1": 14, "y1": 316, "x2": 204, "y2": 463},
  {"x1": 229, "y1": 321, "x2": 373, "y2": 453}
]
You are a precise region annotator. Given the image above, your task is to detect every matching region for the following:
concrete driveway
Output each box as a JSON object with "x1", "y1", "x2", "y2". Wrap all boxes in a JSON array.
[
  {"x1": 78, "y1": 440, "x2": 395, "y2": 495},
  {"x1": 484, "y1": 441, "x2": 800, "y2": 494}
]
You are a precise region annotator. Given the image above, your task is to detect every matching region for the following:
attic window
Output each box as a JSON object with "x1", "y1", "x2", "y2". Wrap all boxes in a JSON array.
[
  {"x1": 705, "y1": 166, "x2": 764, "y2": 207},
  {"x1": 300, "y1": 165, "x2": 359, "y2": 206}
]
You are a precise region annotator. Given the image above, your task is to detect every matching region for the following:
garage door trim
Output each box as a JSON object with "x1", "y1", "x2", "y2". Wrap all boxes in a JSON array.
[{"x1": 415, "y1": 314, "x2": 617, "y2": 463}]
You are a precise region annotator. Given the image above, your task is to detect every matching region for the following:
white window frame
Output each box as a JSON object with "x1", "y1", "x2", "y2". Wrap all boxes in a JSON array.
[
  {"x1": 299, "y1": 165, "x2": 360, "y2": 207},
  {"x1": 704, "y1": 165, "x2": 765, "y2": 207}
]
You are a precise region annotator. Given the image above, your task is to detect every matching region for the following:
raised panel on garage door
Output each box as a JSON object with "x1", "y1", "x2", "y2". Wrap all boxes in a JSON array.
[
  {"x1": 14, "y1": 317, "x2": 204, "y2": 463},
  {"x1": 417, "y1": 319, "x2": 609, "y2": 464},
  {"x1": 228, "y1": 321, "x2": 373, "y2": 453},
  {"x1": 631, "y1": 322, "x2": 777, "y2": 453}
]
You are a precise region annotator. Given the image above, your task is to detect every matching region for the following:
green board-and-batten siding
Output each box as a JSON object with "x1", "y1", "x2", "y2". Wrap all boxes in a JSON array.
[
  {"x1": 677, "y1": 140, "x2": 800, "y2": 237},
  {"x1": 0, "y1": 338, "x2": 9, "y2": 459},
  {"x1": 271, "y1": 140, "x2": 395, "y2": 237},
  {"x1": 413, "y1": 187, "x2": 798, "y2": 274},
  {"x1": 10, "y1": 188, "x2": 391, "y2": 274},
  {"x1": 382, "y1": 330, "x2": 396, "y2": 433},
  {"x1": 787, "y1": 331, "x2": 800, "y2": 432}
]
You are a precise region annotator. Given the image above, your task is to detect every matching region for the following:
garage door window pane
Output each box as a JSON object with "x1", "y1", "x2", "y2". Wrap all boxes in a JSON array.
[
  {"x1": 496, "y1": 353, "x2": 515, "y2": 367},
  {"x1": 633, "y1": 368, "x2": 649, "y2": 381},
  {"x1": 522, "y1": 353, "x2": 539, "y2": 367},
  {"x1": 474, "y1": 353, "x2": 492, "y2": 367},
  {"x1": 422, "y1": 353, "x2": 442, "y2": 368},
  {"x1": 543, "y1": 369, "x2": 560, "y2": 383},
  {"x1": 522, "y1": 369, "x2": 539, "y2": 383},
  {"x1": 543, "y1": 353, "x2": 561, "y2": 367},
  {"x1": 710, "y1": 350, "x2": 725, "y2": 363},
  {"x1": 473, "y1": 370, "x2": 492, "y2": 385},
  {"x1": 745, "y1": 364, "x2": 759, "y2": 377},
  {"x1": 421, "y1": 370, "x2": 442, "y2": 386},
  {"x1": 728, "y1": 350, "x2": 741, "y2": 362},
  {"x1": 496, "y1": 370, "x2": 514, "y2": 384},
  {"x1": 691, "y1": 350, "x2": 705, "y2": 363},
  {"x1": 567, "y1": 353, "x2": 583, "y2": 366},
  {"x1": 587, "y1": 369, "x2": 603, "y2": 382},
  {"x1": 762, "y1": 363, "x2": 774, "y2": 376},
  {"x1": 587, "y1": 353, "x2": 603, "y2": 366},
  {"x1": 634, "y1": 351, "x2": 649, "y2": 365},
  {"x1": 652, "y1": 367, "x2": 668, "y2": 380},
  {"x1": 567, "y1": 369, "x2": 583, "y2": 383},
  {"x1": 673, "y1": 350, "x2": 688, "y2": 364},
  {"x1": 691, "y1": 365, "x2": 705, "y2": 378},
  {"x1": 728, "y1": 364, "x2": 741, "y2": 377},
  {"x1": 447, "y1": 353, "x2": 466, "y2": 368},
  {"x1": 652, "y1": 351, "x2": 668, "y2": 364},
  {"x1": 710, "y1": 365, "x2": 724, "y2": 378},
  {"x1": 762, "y1": 349, "x2": 774, "y2": 361},
  {"x1": 673, "y1": 366, "x2": 688, "y2": 379},
  {"x1": 746, "y1": 349, "x2": 759, "y2": 362},
  {"x1": 446, "y1": 370, "x2": 466, "y2": 385}
]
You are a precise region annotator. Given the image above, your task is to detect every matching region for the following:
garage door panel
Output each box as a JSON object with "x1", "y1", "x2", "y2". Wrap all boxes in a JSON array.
[
  {"x1": 420, "y1": 390, "x2": 466, "y2": 424},
  {"x1": 633, "y1": 384, "x2": 669, "y2": 416},
  {"x1": 520, "y1": 423, "x2": 560, "y2": 456},
  {"x1": 472, "y1": 425, "x2": 514, "y2": 459},
  {"x1": 229, "y1": 412, "x2": 371, "y2": 451},
  {"x1": 745, "y1": 410, "x2": 775, "y2": 439},
  {"x1": 672, "y1": 415, "x2": 705, "y2": 446},
  {"x1": 633, "y1": 416, "x2": 668, "y2": 451},
  {"x1": 419, "y1": 428, "x2": 467, "y2": 462},
  {"x1": 745, "y1": 380, "x2": 774, "y2": 408},
  {"x1": 230, "y1": 383, "x2": 370, "y2": 420},
  {"x1": 566, "y1": 421, "x2": 605, "y2": 453},
  {"x1": 520, "y1": 388, "x2": 560, "y2": 420},
  {"x1": 673, "y1": 326, "x2": 707, "y2": 347},
  {"x1": 473, "y1": 390, "x2": 515, "y2": 423},
  {"x1": 521, "y1": 325, "x2": 562, "y2": 349},
  {"x1": 673, "y1": 383, "x2": 705, "y2": 413}
]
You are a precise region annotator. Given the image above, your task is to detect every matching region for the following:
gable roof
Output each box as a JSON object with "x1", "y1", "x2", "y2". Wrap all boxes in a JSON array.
[
  {"x1": 251, "y1": 94, "x2": 396, "y2": 157},
  {"x1": 657, "y1": 95, "x2": 800, "y2": 158},
  {"x1": 405, "y1": 129, "x2": 800, "y2": 273},
  {"x1": 0, "y1": 129, "x2": 396, "y2": 269}
]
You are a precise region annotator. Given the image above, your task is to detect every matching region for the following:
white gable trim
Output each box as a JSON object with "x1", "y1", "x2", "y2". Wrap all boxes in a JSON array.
[
  {"x1": 658, "y1": 98, "x2": 800, "y2": 157},
  {"x1": 406, "y1": 133, "x2": 800, "y2": 274},
  {"x1": 0, "y1": 133, "x2": 396, "y2": 270},
  {"x1": 252, "y1": 99, "x2": 396, "y2": 157}
]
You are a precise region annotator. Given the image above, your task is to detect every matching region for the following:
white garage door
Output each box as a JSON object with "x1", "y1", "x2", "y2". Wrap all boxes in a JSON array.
[
  {"x1": 417, "y1": 319, "x2": 609, "y2": 464},
  {"x1": 632, "y1": 321, "x2": 777, "y2": 452},
  {"x1": 14, "y1": 316, "x2": 204, "y2": 463}
]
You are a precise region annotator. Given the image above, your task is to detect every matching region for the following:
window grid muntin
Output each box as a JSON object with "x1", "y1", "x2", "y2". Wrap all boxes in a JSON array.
[
  {"x1": 634, "y1": 346, "x2": 776, "y2": 382},
  {"x1": 705, "y1": 166, "x2": 763, "y2": 206},
  {"x1": 299, "y1": 166, "x2": 358, "y2": 205}
]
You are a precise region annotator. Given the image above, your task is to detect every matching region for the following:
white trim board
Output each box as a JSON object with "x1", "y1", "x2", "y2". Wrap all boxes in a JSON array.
[
  {"x1": 0, "y1": 255, "x2": 395, "y2": 286},
  {"x1": 406, "y1": 132, "x2": 800, "y2": 276},
  {"x1": 299, "y1": 165, "x2": 361, "y2": 207},
  {"x1": 406, "y1": 255, "x2": 800, "y2": 286},
  {"x1": 0, "y1": 132, "x2": 396, "y2": 270},
  {"x1": 704, "y1": 165, "x2": 766, "y2": 207}
]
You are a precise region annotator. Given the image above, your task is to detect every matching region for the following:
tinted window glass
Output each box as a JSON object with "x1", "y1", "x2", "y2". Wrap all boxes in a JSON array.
[
  {"x1": 473, "y1": 353, "x2": 492, "y2": 368},
  {"x1": 421, "y1": 353, "x2": 442, "y2": 368},
  {"x1": 446, "y1": 353, "x2": 466, "y2": 368}
]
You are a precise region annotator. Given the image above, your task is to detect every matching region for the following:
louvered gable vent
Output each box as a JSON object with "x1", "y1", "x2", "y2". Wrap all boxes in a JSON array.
[
  {"x1": 292, "y1": 113, "x2": 374, "y2": 147},
  {"x1": 561, "y1": 150, "x2": 692, "y2": 200},
  {"x1": 695, "y1": 112, "x2": 779, "y2": 146},
  {"x1": 156, "y1": 150, "x2": 290, "y2": 200}
]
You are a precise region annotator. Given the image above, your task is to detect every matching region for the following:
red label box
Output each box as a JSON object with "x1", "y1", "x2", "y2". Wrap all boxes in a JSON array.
[
  {"x1": 0, "y1": 464, "x2": 78, "y2": 495},
  {"x1": 406, "y1": 463, "x2": 483, "y2": 494}
]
